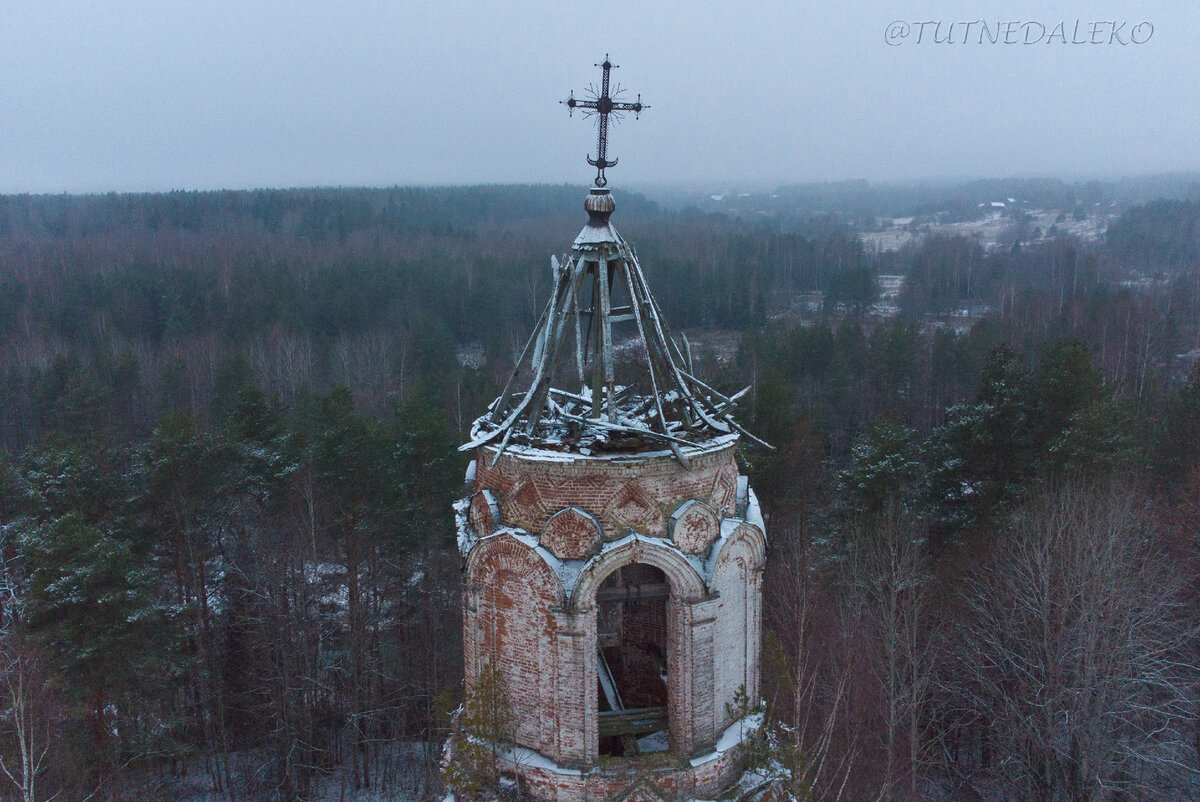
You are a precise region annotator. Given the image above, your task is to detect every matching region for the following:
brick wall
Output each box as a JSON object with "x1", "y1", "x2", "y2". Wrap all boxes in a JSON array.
[
  {"x1": 712, "y1": 526, "x2": 765, "y2": 732},
  {"x1": 456, "y1": 437, "x2": 768, "y2": 800},
  {"x1": 463, "y1": 534, "x2": 562, "y2": 757},
  {"x1": 473, "y1": 441, "x2": 738, "y2": 554}
]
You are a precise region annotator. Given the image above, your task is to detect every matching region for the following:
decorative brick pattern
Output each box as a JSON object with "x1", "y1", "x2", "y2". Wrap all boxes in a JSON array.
[
  {"x1": 711, "y1": 468, "x2": 738, "y2": 517},
  {"x1": 667, "y1": 500, "x2": 720, "y2": 555},
  {"x1": 618, "y1": 780, "x2": 668, "y2": 801},
  {"x1": 455, "y1": 440, "x2": 767, "y2": 801},
  {"x1": 605, "y1": 481, "x2": 666, "y2": 536},
  {"x1": 542, "y1": 506, "x2": 604, "y2": 560},
  {"x1": 508, "y1": 477, "x2": 548, "y2": 527},
  {"x1": 473, "y1": 443, "x2": 738, "y2": 540}
]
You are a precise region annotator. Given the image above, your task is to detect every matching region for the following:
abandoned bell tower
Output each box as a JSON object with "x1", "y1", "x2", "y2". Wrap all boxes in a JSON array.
[{"x1": 449, "y1": 56, "x2": 768, "y2": 801}]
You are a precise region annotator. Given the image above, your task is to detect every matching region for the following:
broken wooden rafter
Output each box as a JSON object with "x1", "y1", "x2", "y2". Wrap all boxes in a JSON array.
[{"x1": 463, "y1": 190, "x2": 768, "y2": 462}]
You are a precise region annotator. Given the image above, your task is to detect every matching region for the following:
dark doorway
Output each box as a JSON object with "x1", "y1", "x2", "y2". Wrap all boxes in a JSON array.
[{"x1": 596, "y1": 564, "x2": 670, "y2": 757}]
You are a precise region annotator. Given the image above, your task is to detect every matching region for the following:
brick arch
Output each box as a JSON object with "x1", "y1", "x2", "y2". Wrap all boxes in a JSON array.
[
  {"x1": 465, "y1": 531, "x2": 567, "y2": 609},
  {"x1": 711, "y1": 523, "x2": 766, "y2": 729},
  {"x1": 463, "y1": 532, "x2": 566, "y2": 756},
  {"x1": 712, "y1": 521, "x2": 767, "y2": 573},
  {"x1": 569, "y1": 537, "x2": 706, "y2": 611}
]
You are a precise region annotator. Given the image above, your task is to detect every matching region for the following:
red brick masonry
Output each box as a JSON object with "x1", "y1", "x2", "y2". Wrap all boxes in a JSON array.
[{"x1": 452, "y1": 435, "x2": 767, "y2": 801}]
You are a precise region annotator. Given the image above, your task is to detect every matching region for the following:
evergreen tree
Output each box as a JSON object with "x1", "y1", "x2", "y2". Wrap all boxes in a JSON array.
[
  {"x1": 1156, "y1": 366, "x2": 1200, "y2": 495},
  {"x1": 21, "y1": 514, "x2": 174, "y2": 776},
  {"x1": 837, "y1": 418, "x2": 925, "y2": 517},
  {"x1": 927, "y1": 346, "x2": 1035, "y2": 539}
]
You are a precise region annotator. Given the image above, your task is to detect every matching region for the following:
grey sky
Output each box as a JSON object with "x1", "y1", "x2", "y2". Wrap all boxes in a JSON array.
[{"x1": 3, "y1": 1, "x2": 1197, "y2": 193}]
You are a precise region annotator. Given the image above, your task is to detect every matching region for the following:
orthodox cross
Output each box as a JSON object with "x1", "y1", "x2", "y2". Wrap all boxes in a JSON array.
[{"x1": 562, "y1": 55, "x2": 647, "y2": 187}]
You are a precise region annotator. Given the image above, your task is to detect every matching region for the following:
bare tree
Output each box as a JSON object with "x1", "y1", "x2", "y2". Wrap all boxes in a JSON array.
[
  {"x1": 0, "y1": 524, "x2": 53, "y2": 802},
  {"x1": 249, "y1": 327, "x2": 313, "y2": 404},
  {"x1": 0, "y1": 637, "x2": 55, "y2": 802},
  {"x1": 840, "y1": 506, "x2": 940, "y2": 801},
  {"x1": 944, "y1": 481, "x2": 1199, "y2": 801},
  {"x1": 331, "y1": 331, "x2": 393, "y2": 415},
  {"x1": 759, "y1": 527, "x2": 863, "y2": 802}
]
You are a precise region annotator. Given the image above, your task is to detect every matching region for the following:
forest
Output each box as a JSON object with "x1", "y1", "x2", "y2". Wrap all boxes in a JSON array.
[{"x1": 0, "y1": 182, "x2": 1198, "y2": 800}]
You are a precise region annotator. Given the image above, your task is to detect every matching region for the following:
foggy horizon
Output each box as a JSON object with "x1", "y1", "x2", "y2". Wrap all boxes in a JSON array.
[{"x1": 4, "y1": 1, "x2": 1198, "y2": 195}]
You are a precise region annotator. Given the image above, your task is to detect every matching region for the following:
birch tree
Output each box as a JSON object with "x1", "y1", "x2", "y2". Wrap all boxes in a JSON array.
[{"x1": 0, "y1": 638, "x2": 52, "y2": 802}]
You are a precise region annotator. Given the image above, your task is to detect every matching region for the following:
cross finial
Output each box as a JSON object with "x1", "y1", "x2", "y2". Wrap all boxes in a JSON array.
[{"x1": 562, "y1": 55, "x2": 647, "y2": 188}]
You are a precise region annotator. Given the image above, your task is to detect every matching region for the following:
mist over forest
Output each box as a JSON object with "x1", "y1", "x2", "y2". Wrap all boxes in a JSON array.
[{"x1": 1, "y1": 174, "x2": 1199, "y2": 800}]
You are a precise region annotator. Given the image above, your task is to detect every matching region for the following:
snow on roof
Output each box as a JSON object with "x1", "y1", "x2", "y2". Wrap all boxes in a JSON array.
[
  {"x1": 745, "y1": 487, "x2": 765, "y2": 535},
  {"x1": 689, "y1": 711, "x2": 764, "y2": 767},
  {"x1": 572, "y1": 221, "x2": 623, "y2": 247},
  {"x1": 482, "y1": 430, "x2": 740, "y2": 466},
  {"x1": 463, "y1": 191, "x2": 769, "y2": 466},
  {"x1": 459, "y1": 489, "x2": 767, "y2": 592}
]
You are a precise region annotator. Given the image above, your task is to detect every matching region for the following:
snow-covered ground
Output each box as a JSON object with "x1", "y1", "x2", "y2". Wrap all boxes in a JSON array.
[
  {"x1": 116, "y1": 743, "x2": 442, "y2": 801},
  {"x1": 860, "y1": 207, "x2": 1117, "y2": 254}
]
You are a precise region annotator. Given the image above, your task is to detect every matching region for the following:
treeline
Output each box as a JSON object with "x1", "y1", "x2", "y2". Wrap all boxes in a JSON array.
[
  {"x1": 0, "y1": 184, "x2": 1198, "y2": 799},
  {"x1": 692, "y1": 173, "x2": 1200, "y2": 227},
  {"x1": 0, "y1": 185, "x2": 875, "y2": 457}
]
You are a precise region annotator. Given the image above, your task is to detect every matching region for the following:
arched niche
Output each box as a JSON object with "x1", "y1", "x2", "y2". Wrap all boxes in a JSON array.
[
  {"x1": 711, "y1": 521, "x2": 766, "y2": 573},
  {"x1": 463, "y1": 532, "x2": 567, "y2": 756},
  {"x1": 568, "y1": 538, "x2": 715, "y2": 761},
  {"x1": 465, "y1": 531, "x2": 568, "y2": 610},
  {"x1": 570, "y1": 536, "x2": 707, "y2": 612},
  {"x1": 710, "y1": 522, "x2": 767, "y2": 733}
]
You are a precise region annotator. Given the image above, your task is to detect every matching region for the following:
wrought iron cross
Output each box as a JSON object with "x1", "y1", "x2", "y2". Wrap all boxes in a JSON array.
[{"x1": 562, "y1": 55, "x2": 647, "y2": 187}]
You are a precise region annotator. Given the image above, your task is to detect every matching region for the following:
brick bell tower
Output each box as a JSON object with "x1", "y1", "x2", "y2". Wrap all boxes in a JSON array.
[{"x1": 447, "y1": 57, "x2": 768, "y2": 801}]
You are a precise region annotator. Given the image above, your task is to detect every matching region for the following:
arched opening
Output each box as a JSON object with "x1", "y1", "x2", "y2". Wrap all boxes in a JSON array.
[{"x1": 596, "y1": 563, "x2": 670, "y2": 757}]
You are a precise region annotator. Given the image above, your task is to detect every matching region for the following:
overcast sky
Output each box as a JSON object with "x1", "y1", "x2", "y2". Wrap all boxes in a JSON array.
[{"x1": 2, "y1": 1, "x2": 1197, "y2": 193}]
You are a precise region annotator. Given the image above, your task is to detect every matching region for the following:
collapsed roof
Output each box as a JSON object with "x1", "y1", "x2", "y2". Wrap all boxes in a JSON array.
[{"x1": 462, "y1": 189, "x2": 769, "y2": 466}]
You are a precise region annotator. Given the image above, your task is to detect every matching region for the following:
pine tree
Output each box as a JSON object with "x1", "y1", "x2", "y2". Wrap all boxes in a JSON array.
[
  {"x1": 21, "y1": 514, "x2": 173, "y2": 779},
  {"x1": 443, "y1": 662, "x2": 516, "y2": 799}
]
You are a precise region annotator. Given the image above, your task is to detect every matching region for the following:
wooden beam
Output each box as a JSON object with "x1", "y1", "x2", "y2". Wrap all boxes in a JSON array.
[
  {"x1": 597, "y1": 258, "x2": 616, "y2": 422},
  {"x1": 596, "y1": 582, "x2": 670, "y2": 602},
  {"x1": 620, "y1": 260, "x2": 668, "y2": 436},
  {"x1": 598, "y1": 707, "x2": 668, "y2": 738}
]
